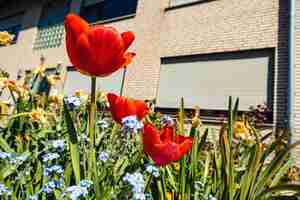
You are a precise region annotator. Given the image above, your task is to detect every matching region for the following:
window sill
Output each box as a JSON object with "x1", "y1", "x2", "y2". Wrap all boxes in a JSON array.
[
  {"x1": 165, "y1": 0, "x2": 216, "y2": 11},
  {"x1": 90, "y1": 14, "x2": 136, "y2": 26}
]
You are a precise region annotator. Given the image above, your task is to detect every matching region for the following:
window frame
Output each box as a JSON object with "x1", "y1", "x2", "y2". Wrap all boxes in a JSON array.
[
  {"x1": 156, "y1": 48, "x2": 275, "y2": 124},
  {"x1": 166, "y1": 0, "x2": 216, "y2": 11},
  {"x1": 80, "y1": 0, "x2": 138, "y2": 25},
  {"x1": 0, "y1": 12, "x2": 24, "y2": 45}
]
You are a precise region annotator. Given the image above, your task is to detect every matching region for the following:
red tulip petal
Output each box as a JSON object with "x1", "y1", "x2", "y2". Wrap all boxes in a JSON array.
[
  {"x1": 160, "y1": 126, "x2": 175, "y2": 142},
  {"x1": 118, "y1": 52, "x2": 136, "y2": 69},
  {"x1": 107, "y1": 93, "x2": 147, "y2": 124},
  {"x1": 65, "y1": 14, "x2": 89, "y2": 73},
  {"x1": 179, "y1": 139, "x2": 193, "y2": 159},
  {"x1": 133, "y1": 99, "x2": 149, "y2": 120},
  {"x1": 76, "y1": 34, "x2": 94, "y2": 74},
  {"x1": 175, "y1": 135, "x2": 193, "y2": 144},
  {"x1": 107, "y1": 93, "x2": 122, "y2": 123},
  {"x1": 121, "y1": 31, "x2": 135, "y2": 51},
  {"x1": 64, "y1": 14, "x2": 136, "y2": 77},
  {"x1": 64, "y1": 14, "x2": 89, "y2": 37},
  {"x1": 151, "y1": 142, "x2": 178, "y2": 166}
]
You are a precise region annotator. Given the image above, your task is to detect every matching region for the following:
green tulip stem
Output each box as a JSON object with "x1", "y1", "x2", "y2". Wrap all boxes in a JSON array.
[
  {"x1": 89, "y1": 77, "x2": 96, "y2": 147},
  {"x1": 89, "y1": 76, "x2": 101, "y2": 199}
]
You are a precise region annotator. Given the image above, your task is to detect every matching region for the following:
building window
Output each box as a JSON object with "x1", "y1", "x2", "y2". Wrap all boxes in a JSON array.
[
  {"x1": 0, "y1": 13, "x2": 23, "y2": 45},
  {"x1": 157, "y1": 49, "x2": 274, "y2": 121},
  {"x1": 63, "y1": 67, "x2": 125, "y2": 96},
  {"x1": 33, "y1": 0, "x2": 70, "y2": 50},
  {"x1": 169, "y1": 0, "x2": 206, "y2": 7},
  {"x1": 80, "y1": 0, "x2": 138, "y2": 24}
]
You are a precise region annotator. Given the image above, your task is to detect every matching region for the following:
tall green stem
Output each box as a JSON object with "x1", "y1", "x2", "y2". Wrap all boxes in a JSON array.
[
  {"x1": 89, "y1": 77, "x2": 101, "y2": 199},
  {"x1": 89, "y1": 77, "x2": 96, "y2": 147}
]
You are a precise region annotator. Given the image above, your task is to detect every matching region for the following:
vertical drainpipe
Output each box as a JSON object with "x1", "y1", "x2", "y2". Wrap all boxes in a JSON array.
[{"x1": 288, "y1": 0, "x2": 296, "y2": 144}]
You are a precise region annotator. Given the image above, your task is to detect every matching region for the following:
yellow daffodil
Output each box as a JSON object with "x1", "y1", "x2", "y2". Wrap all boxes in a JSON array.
[
  {"x1": 74, "y1": 89, "x2": 84, "y2": 97},
  {"x1": 7, "y1": 80, "x2": 28, "y2": 98},
  {"x1": 191, "y1": 106, "x2": 201, "y2": 128},
  {"x1": 173, "y1": 163, "x2": 180, "y2": 171},
  {"x1": 49, "y1": 94, "x2": 64, "y2": 105},
  {"x1": 0, "y1": 77, "x2": 8, "y2": 89},
  {"x1": 0, "y1": 31, "x2": 14, "y2": 46},
  {"x1": 47, "y1": 74, "x2": 61, "y2": 85},
  {"x1": 234, "y1": 121, "x2": 250, "y2": 140},
  {"x1": 29, "y1": 108, "x2": 46, "y2": 123},
  {"x1": 166, "y1": 192, "x2": 172, "y2": 200},
  {"x1": 33, "y1": 65, "x2": 45, "y2": 76},
  {"x1": 24, "y1": 133, "x2": 32, "y2": 142},
  {"x1": 0, "y1": 101, "x2": 10, "y2": 119}
]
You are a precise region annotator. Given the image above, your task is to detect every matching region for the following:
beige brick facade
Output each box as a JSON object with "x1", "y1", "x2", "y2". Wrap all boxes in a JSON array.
[{"x1": 1, "y1": 0, "x2": 299, "y2": 162}]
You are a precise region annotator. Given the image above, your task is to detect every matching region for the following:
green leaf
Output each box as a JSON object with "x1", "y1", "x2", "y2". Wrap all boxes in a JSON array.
[
  {"x1": 0, "y1": 136, "x2": 14, "y2": 152},
  {"x1": 63, "y1": 101, "x2": 80, "y2": 184}
]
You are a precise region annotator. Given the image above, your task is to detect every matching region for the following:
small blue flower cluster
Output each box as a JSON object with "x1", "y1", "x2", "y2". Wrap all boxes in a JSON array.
[
  {"x1": 79, "y1": 180, "x2": 93, "y2": 188},
  {"x1": 0, "y1": 152, "x2": 11, "y2": 159},
  {"x1": 42, "y1": 179, "x2": 64, "y2": 194},
  {"x1": 145, "y1": 165, "x2": 160, "y2": 178},
  {"x1": 123, "y1": 172, "x2": 145, "y2": 200},
  {"x1": 64, "y1": 96, "x2": 81, "y2": 110},
  {"x1": 97, "y1": 119, "x2": 109, "y2": 129},
  {"x1": 51, "y1": 139, "x2": 65, "y2": 152},
  {"x1": 98, "y1": 151, "x2": 109, "y2": 162},
  {"x1": 0, "y1": 183, "x2": 12, "y2": 196},
  {"x1": 0, "y1": 151, "x2": 28, "y2": 165},
  {"x1": 161, "y1": 115, "x2": 174, "y2": 127},
  {"x1": 122, "y1": 115, "x2": 143, "y2": 134},
  {"x1": 65, "y1": 180, "x2": 93, "y2": 200},
  {"x1": 44, "y1": 165, "x2": 64, "y2": 177},
  {"x1": 42, "y1": 152, "x2": 60, "y2": 162}
]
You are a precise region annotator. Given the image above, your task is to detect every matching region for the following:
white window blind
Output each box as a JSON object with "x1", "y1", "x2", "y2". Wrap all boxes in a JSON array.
[{"x1": 157, "y1": 51, "x2": 273, "y2": 111}]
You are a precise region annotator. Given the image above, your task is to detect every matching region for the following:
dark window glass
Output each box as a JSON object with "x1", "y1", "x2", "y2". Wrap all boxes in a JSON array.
[
  {"x1": 38, "y1": 0, "x2": 71, "y2": 27},
  {"x1": 80, "y1": 0, "x2": 138, "y2": 24},
  {"x1": 0, "y1": 13, "x2": 23, "y2": 43}
]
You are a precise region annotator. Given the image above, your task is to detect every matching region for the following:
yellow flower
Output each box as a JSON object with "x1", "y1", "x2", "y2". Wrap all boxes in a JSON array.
[
  {"x1": 47, "y1": 74, "x2": 61, "y2": 85},
  {"x1": 0, "y1": 77, "x2": 8, "y2": 89},
  {"x1": 0, "y1": 31, "x2": 14, "y2": 46},
  {"x1": 166, "y1": 192, "x2": 172, "y2": 200},
  {"x1": 0, "y1": 101, "x2": 10, "y2": 119},
  {"x1": 33, "y1": 65, "x2": 45, "y2": 76},
  {"x1": 173, "y1": 163, "x2": 180, "y2": 171},
  {"x1": 192, "y1": 106, "x2": 201, "y2": 128},
  {"x1": 49, "y1": 94, "x2": 63, "y2": 104},
  {"x1": 24, "y1": 133, "x2": 32, "y2": 141},
  {"x1": 16, "y1": 134, "x2": 23, "y2": 143},
  {"x1": 29, "y1": 108, "x2": 46, "y2": 123},
  {"x1": 74, "y1": 89, "x2": 84, "y2": 97},
  {"x1": 7, "y1": 81, "x2": 28, "y2": 97},
  {"x1": 234, "y1": 121, "x2": 250, "y2": 140}
]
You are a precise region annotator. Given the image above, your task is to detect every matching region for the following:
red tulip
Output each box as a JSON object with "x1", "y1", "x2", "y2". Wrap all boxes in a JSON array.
[
  {"x1": 142, "y1": 123, "x2": 193, "y2": 166},
  {"x1": 107, "y1": 93, "x2": 149, "y2": 124},
  {"x1": 64, "y1": 14, "x2": 135, "y2": 77}
]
